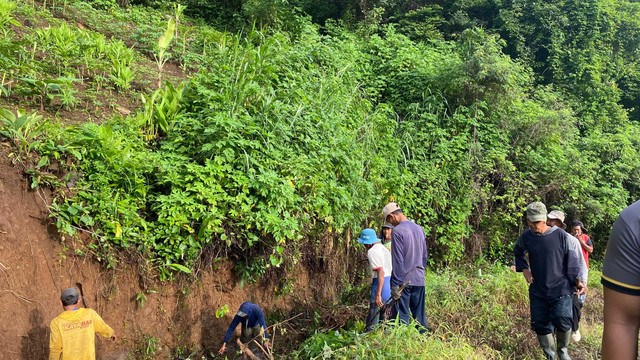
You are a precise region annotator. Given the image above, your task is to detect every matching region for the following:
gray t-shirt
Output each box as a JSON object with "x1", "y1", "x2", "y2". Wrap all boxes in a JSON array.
[{"x1": 602, "y1": 200, "x2": 640, "y2": 295}]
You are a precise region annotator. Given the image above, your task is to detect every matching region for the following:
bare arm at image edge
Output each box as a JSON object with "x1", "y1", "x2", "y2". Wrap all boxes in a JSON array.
[
  {"x1": 602, "y1": 286, "x2": 640, "y2": 360},
  {"x1": 601, "y1": 200, "x2": 640, "y2": 360}
]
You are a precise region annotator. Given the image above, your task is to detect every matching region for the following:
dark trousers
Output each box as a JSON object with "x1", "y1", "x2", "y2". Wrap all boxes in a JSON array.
[
  {"x1": 391, "y1": 285, "x2": 427, "y2": 333},
  {"x1": 572, "y1": 294, "x2": 583, "y2": 332},
  {"x1": 240, "y1": 324, "x2": 262, "y2": 344},
  {"x1": 365, "y1": 303, "x2": 384, "y2": 331},
  {"x1": 530, "y1": 294, "x2": 573, "y2": 335}
]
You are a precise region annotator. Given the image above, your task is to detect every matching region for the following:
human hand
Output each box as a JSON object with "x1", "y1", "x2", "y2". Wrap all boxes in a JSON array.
[
  {"x1": 375, "y1": 294, "x2": 383, "y2": 307},
  {"x1": 510, "y1": 265, "x2": 516, "y2": 272},
  {"x1": 523, "y1": 269, "x2": 534, "y2": 284},
  {"x1": 218, "y1": 343, "x2": 227, "y2": 355},
  {"x1": 265, "y1": 340, "x2": 272, "y2": 350},
  {"x1": 391, "y1": 286, "x2": 401, "y2": 300},
  {"x1": 575, "y1": 278, "x2": 586, "y2": 295}
]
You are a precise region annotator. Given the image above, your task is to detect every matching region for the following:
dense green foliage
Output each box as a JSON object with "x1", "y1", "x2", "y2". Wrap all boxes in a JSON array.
[{"x1": 2, "y1": 0, "x2": 640, "y2": 278}]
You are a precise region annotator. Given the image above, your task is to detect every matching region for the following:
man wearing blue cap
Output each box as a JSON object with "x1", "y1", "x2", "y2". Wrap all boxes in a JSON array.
[{"x1": 358, "y1": 228, "x2": 392, "y2": 331}]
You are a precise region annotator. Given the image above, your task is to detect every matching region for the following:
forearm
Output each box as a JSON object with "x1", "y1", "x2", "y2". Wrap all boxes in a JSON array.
[
  {"x1": 96, "y1": 322, "x2": 115, "y2": 338},
  {"x1": 513, "y1": 248, "x2": 529, "y2": 271},
  {"x1": 576, "y1": 249, "x2": 588, "y2": 283},
  {"x1": 391, "y1": 260, "x2": 404, "y2": 286},
  {"x1": 49, "y1": 323, "x2": 62, "y2": 360},
  {"x1": 376, "y1": 269, "x2": 384, "y2": 297},
  {"x1": 583, "y1": 244, "x2": 593, "y2": 253},
  {"x1": 223, "y1": 318, "x2": 240, "y2": 343},
  {"x1": 49, "y1": 349, "x2": 62, "y2": 360}
]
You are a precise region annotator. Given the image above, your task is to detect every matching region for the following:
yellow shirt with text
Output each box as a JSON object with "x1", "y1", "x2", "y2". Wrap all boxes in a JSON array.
[{"x1": 49, "y1": 308, "x2": 114, "y2": 360}]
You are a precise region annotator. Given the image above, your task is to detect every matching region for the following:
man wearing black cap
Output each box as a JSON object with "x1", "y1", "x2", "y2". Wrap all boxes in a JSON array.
[
  {"x1": 571, "y1": 221, "x2": 593, "y2": 270},
  {"x1": 49, "y1": 287, "x2": 115, "y2": 360}
]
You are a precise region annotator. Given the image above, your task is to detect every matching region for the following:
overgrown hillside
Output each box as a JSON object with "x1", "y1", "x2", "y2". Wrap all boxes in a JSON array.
[
  {"x1": 0, "y1": 0, "x2": 635, "y2": 358},
  {"x1": 4, "y1": 0, "x2": 640, "y2": 277}
]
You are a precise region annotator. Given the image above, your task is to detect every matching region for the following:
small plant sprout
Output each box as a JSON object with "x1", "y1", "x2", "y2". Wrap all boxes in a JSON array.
[
  {"x1": 173, "y1": 3, "x2": 185, "y2": 40},
  {"x1": 215, "y1": 304, "x2": 229, "y2": 318}
]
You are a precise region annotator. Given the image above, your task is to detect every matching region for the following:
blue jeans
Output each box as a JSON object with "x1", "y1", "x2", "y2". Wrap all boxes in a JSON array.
[
  {"x1": 391, "y1": 285, "x2": 427, "y2": 333},
  {"x1": 530, "y1": 294, "x2": 573, "y2": 335}
]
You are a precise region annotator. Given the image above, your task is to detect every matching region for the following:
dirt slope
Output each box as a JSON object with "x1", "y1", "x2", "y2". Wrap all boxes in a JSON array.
[{"x1": 0, "y1": 145, "x2": 351, "y2": 359}]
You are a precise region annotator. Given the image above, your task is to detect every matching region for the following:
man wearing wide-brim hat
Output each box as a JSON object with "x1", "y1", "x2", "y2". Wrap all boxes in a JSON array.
[{"x1": 514, "y1": 202, "x2": 584, "y2": 360}]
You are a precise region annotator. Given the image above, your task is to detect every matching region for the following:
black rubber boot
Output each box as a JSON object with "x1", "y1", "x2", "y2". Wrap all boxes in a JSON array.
[
  {"x1": 537, "y1": 333, "x2": 556, "y2": 360},
  {"x1": 556, "y1": 330, "x2": 572, "y2": 360}
]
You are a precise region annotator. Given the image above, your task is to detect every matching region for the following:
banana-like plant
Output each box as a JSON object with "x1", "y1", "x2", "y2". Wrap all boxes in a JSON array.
[
  {"x1": 0, "y1": 107, "x2": 43, "y2": 149},
  {"x1": 0, "y1": 0, "x2": 20, "y2": 37},
  {"x1": 139, "y1": 81, "x2": 186, "y2": 139},
  {"x1": 154, "y1": 18, "x2": 175, "y2": 89}
]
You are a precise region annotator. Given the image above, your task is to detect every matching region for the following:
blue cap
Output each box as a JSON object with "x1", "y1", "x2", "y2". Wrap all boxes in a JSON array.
[{"x1": 358, "y1": 228, "x2": 381, "y2": 245}]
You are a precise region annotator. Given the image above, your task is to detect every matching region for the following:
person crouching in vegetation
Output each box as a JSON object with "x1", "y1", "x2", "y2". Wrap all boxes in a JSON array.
[
  {"x1": 380, "y1": 223, "x2": 394, "y2": 252},
  {"x1": 547, "y1": 210, "x2": 588, "y2": 343},
  {"x1": 514, "y1": 202, "x2": 583, "y2": 360},
  {"x1": 358, "y1": 228, "x2": 392, "y2": 331},
  {"x1": 218, "y1": 301, "x2": 271, "y2": 358},
  {"x1": 49, "y1": 287, "x2": 116, "y2": 360}
]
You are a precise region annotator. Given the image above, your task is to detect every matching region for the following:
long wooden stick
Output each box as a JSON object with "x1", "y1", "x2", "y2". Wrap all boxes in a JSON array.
[
  {"x1": 76, "y1": 282, "x2": 88, "y2": 308},
  {"x1": 243, "y1": 313, "x2": 304, "y2": 360}
]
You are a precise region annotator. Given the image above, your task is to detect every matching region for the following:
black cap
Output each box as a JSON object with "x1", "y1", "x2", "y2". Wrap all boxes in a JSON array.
[
  {"x1": 61, "y1": 288, "x2": 79, "y2": 306},
  {"x1": 572, "y1": 221, "x2": 587, "y2": 233}
]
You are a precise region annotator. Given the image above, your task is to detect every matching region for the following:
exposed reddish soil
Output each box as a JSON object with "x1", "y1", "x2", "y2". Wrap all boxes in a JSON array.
[{"x1": 0, "y1": 145, "x2": 361, "y2": 359}]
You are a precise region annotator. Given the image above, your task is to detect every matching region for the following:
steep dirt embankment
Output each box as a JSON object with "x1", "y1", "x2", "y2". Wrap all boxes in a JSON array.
[{"x1": 0, "y1": 147, "x2": 356, "y2": 359}]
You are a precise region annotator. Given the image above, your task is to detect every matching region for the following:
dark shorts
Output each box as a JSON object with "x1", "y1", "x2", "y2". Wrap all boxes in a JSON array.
[
  {"x1": 240, "y1": 324, "x2": 262, "y2": 344},
  {"x1": 530, "y1": 294, "x2": 573, "y2": 335}
]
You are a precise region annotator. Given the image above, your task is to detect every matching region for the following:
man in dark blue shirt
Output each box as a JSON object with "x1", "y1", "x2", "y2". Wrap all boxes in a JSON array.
[
  {"x1": 514, "y1": 202, "x2": 583, "y2": 360},
  {"x1": 218, "y1": 302, "x2": 269, "y2": 357},
  {"x1": 383, "y1": 202, "x2": 428, "y2": 332}
]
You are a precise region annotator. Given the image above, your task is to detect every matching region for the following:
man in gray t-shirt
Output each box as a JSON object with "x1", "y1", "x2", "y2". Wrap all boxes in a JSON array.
[{"x1": 601, "y1": 200, "x2": 640, "y2": 360}]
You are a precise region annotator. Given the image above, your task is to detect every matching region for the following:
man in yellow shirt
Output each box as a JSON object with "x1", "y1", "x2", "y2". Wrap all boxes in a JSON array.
[{"x1": 49, "y1": 287, "x2": 116, "y2": 360}]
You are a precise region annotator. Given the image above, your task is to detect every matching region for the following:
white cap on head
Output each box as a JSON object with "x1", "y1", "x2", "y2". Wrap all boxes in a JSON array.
[{"x1": 382, "y1": 202, "x2": 400, "y2": 218}]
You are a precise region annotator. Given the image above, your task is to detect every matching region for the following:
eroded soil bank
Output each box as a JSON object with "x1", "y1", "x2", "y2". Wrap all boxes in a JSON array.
[{"x1": 0, "y1": 147, "x2": 362, "y2": 359}]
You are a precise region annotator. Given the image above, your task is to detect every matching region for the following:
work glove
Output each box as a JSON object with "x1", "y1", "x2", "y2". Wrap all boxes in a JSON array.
[{"x1": 391, "y1": 286, "x2": 401, "y2": 300}]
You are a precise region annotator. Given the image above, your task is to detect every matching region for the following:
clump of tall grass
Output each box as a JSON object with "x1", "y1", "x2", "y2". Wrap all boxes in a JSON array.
[
  {"x1": 295, "y1": 264, "x2": 604, "y2": 359},
  {"x1": 295, "y1": 320, "x2": 500, "y2": 359}
]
